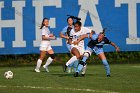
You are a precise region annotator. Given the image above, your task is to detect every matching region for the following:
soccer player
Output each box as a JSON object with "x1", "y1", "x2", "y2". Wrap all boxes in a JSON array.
[
  {"x1": 60, "y1": 17, "x2": 74, "y2": 73},
  {"x1": 64, "y1": 21, "x2": 94, "y2": 75},
  {"x1": 74, "y1": 30, "x2": 120, "y2": 77},
  {"x1": 35, "y1": 18, "x2": 56, "y2": 73}
]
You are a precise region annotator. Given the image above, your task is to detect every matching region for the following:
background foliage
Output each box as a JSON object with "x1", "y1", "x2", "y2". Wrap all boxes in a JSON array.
[{"x1": 0, "y1": 52, "x2": 140, "y2": 67}]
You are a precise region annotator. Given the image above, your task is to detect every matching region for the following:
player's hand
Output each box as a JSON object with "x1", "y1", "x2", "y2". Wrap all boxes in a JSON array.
[
  {"x1": 49, "y1": 34, "x2": 54, "y2": 37},
  {"x1": 90, "y1": 33, "x2": 93, "y2": 38},
  {"x1": 52, "y1": 36, "x2": 56, "y2": 40},
  {"x1": 73, "y1": 41, "x2": 79, "y2": 45},
  {"x1": 66, "y1": 36, "x2": 69, "y2": 39},
  {"x1": 116, "y1": 47, "x2": 120, "y2": 52}
]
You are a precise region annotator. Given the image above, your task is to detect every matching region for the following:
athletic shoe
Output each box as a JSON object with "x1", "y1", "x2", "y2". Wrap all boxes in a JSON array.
[
  {"x1": 107, "y1": 75, "x2": 111, "y2": 77},
  {"x1": 35, "y1": 68, "x2": 40, "y2": 72},
  {"x1": 74, "y1": 72, "x2": 79, "y2": 77},
  {"x1": 81, "y1": 74, "x2": 85, "y2": 77},
  {"x1": 43, "y1": 65, "x2": 49, "y2": 72}
]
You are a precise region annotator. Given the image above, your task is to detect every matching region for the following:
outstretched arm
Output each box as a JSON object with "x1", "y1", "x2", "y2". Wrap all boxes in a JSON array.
[
  {"x1": 110, "y1": 42, "x2": 120, "y2": 52},
  {"x1": 73, "y1": 30, "x2": 95, "y2": 45},
  {"x1": 73, "y1": 34, "x2": 89, "y2": 45}
]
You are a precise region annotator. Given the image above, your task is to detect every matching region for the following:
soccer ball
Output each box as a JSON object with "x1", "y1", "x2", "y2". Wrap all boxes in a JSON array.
[{"x1": 4, "y1": 71, "x2": 13, "y2": 79}]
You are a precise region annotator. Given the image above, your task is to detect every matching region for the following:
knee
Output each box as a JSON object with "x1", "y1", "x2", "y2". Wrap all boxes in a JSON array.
[
  {"x1": 83, "y1": 52, "x2": 90, "y2": 58},
  {"x1": 49, "y1": 54, "x2": 55, "y2": 59},
  {"x1": 39, "y1": 56, "x2": 44, "y2": 60},
  {"x1": 76, "y1": 55, "x2": 81, "y2": 59}
]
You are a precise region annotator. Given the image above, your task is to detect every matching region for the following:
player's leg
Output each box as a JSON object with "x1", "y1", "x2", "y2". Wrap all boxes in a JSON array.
[
  {"x1": 35, "y1": 50, "x2": 46, "y2": 72},
  {"x1": 79, "y1": 47, "x2": 88, "y2": 76},
  {"x1": 43, "y1": 45, "x2": 55, "y2": 72},
  {"x1": 98, "y1": 52, "x2": 110, "y2": 77},
  {"x1": 64, "y1": 47, "x2": 81, "y2": 72},
  {"x1": 81, "y1": 64, "x2": 87, "y2": 76},
  {"x1": 72, "y1": 60, "x2": 79, "y2": 72},
  {"x1": 74, "y1": 52, "x2": 90, "y2": 77},
  {"x1": 74, "y1": 47, "x2": 92, "y2": 77},
  {"x1": 66, "y1": 43, "x2": 72, "y2": 73}
]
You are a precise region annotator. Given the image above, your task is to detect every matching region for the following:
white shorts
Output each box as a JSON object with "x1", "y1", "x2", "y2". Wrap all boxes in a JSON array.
[
  {"x1": 70, "y1": 44, "x2": 85, "y2": 55},
  {"x1": 39, "y1": 44, "x2": 52, "y2": 51},
  {"x1": 39, "y1": 41, "x2": 52, "y2": 51},
  {"x1": 78, "y1": 46, "x2": 85, "y2": 55}
]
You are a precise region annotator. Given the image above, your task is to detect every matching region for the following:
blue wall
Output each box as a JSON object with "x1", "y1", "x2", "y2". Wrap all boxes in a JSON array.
[{"x1": 0, "y1": 0, "x2": 140, "y2": 54}]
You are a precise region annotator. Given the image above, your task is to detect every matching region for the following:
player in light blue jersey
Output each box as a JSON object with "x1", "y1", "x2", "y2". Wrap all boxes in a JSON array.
[
  {"x1": 73, "y1": 30, "x2": 120, "y2": 77},
  {"x1": 60, "y1": 17, "x2": 75, "y2": 73},
  {"x1": 60, "y1": 17, "x2": 74, "y2": 51}
]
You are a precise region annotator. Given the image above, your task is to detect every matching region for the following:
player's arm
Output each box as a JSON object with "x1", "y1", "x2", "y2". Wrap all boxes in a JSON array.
[
  {"x1": 42, "y1": 35, "x2": 56, "y2": 40},
  {"x1": 110, "y1": 42, "x2": 120, "y2": 52},
  {"x1": 73, "y1": 30, "x2": 95, "y2": 45},
  {"x1": 72, "y1": 34, "x2": 88, "y2": 45},
  {"x1": 60, "y1": 32, "x2": 69, "y2": 39},
  {"x1": 67, "y1": 36, "x2": 73, "y2": 44},
  {"x1": 104, "y1": 37, "x2": 120, "y2": 52}
]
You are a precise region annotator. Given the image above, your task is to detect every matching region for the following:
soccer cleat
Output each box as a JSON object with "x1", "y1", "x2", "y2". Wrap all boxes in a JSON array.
[
  {"x1": 35, "y1": 68, "x2": 40, "y2": 73},
  {"x1": 107, "y1": 75, "x2": 111, "y2": 77},
  {"x1": 74, "y1": 72, "x2": 79, "y2": 77},
  {"x1": 43, "y1": 65, "x2": 49, "y2": 72},
  {"x1": 81, "y1": 74, "x2": 85, "y2": 77},
  {"x1": 63, "y1": 64, "x2": 67, "y2": 72}
]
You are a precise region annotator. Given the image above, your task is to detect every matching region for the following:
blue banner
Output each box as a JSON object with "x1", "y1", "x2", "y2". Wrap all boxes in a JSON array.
[{"x1": 0, "y1": 0, "x2": 140, "y2": 54}]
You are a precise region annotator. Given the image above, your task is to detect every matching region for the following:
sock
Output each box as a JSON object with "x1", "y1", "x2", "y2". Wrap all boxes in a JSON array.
[
  {"x1": 66, "y1": 56, "x2": 78, "y2": 66},
  {"x1": 76, "y1": 64, "x2": 84, "y2": 73},
  {"x1": 76, "y1": 56, "x2": 88, "y2": 73},
  {"x1": 44, "y1": 57, "x2": 53, "y2": 67},
  {"x1": 73, "y1": 60, "x2": 79, "y2": 72},
  {"x1": 67, "y1": 67, "x2": 71, "y2": 73},
  {"x1": 81, "y1": 64, "x2": 87, "y2": 74},
  {"x1": 82, "y1": 56, "x2": 88, "y2": 62},
  {"x1": 102, "y1": 60, "x2": 110, "y2": 75},
  {"x1": 36, "y1": 59, "x2": 42, "y2": 69}
]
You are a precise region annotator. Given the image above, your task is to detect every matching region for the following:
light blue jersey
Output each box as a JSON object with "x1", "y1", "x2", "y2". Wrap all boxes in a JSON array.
[{"x1": 76, "y1": 34, "x2": 111, "y2": 76}]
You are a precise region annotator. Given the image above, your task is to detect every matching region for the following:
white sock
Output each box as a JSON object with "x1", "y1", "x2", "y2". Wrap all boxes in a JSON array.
[
  {"x1": 36, "y1": 59, "x2": 42, "y2": 69},
  {"x1": 44, "y1": 57, "x2": 53, "y2": 67},
  {"x1": 67, "y1": 67, "x2": 71, "y2": 73},
  {"x1": 66, "y1": 56, "x2": 78, "y2": 66},
  {"x1": 81, "y1": 64, "x2": 87, "y2": 74}
]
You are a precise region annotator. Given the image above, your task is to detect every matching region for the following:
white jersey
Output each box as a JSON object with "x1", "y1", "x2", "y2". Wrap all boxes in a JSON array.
[
  {"x1": 40, "y1": 26, "x2": 51, "y2": 47},
  {"x1": 70, "y1": 27, "x2": 92, "y2": 49}
]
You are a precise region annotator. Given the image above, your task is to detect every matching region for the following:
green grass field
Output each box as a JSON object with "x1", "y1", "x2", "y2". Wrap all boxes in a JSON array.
[{"x1": 0, "y1": 64, "x2": 140, "y2": 93}]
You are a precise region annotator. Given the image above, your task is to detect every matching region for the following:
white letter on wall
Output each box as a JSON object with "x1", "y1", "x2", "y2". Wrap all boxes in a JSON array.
[
  {"x1": 78, "y1": 0, "x2": 103, "y2": 33},
  {"x1": 0, "y1": 1, "x2": 26, "y2": 47},
  {"x1": 115, "y1": 0, "x2": 140, "y2": 44},
  {"x1": 33, "y1": 0, "x2": 62, "y2": 47}
]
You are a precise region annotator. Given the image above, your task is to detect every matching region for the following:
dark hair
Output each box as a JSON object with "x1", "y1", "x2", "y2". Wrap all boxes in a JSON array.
[
  {"x1": 40, "y1": 18, "x2": 49, "y2": 29},
  {"x1": 67, "y1": 17, "x2": 73, "y2": 22},
  {"x1": 74, "y1": 21, "x2": 82, "y2": 26}
]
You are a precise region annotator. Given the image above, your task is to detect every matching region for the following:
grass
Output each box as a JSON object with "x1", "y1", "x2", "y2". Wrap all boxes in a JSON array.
[{"x1": 0, "y1": 64, "x2": 140, "y2": 93}]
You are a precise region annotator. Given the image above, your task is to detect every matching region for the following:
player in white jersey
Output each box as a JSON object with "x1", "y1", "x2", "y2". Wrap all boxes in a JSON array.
[
  {"x1": 63, "y1": 21, "x2": 93, "y2": 76},
  {"x1": 60, "y1": 17, "x2": 74, "y2": 73},
  {"x1": 35, "y1": 18, "x2": 56, "y2": 73}
]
